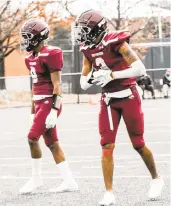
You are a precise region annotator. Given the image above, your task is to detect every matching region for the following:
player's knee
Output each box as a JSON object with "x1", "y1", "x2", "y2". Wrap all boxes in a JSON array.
[
  {"x1": 102, "y1": 143, "x2": 115, "y2": 157},
  {"x1": 100, "y1": 132, "x2": 115, "y2": 146},
  {"x1": 102, "y1": 143, "x2": 115, "y2": 149},
  {"x1": 131, "y1": 136, "x2": 145, "y2": 152},
  {"x1": 44, "y1": 138, "x2": 58, "y2": 147},
  {"x1": 28, "y1": 138, "x2": 39, "y2": 147},
  {"x1": 131, "y1": 136, "x2": 145, "y2": 151},
  {"x1": 134, "y1": 145, "x2": 145, "y2": 154},
  {"x1": 28, "y1": 131, "x2": 40, "y2": 142}
]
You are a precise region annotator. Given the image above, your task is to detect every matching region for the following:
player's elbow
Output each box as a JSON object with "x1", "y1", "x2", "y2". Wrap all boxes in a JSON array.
[
  {"x1": 131, "y1": 60, "x2": 147, "y2": 77},
  {"x1": 139, "y1": 66, "x2": 146, "y2": 77}
]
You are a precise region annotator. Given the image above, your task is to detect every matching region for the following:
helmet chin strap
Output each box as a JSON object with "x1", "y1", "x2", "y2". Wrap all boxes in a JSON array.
[
  {"x1": 32, "y1": 42, "x2": 45, "y2": 54},
  {"x1": 26, "y1": 38, "x2": 46, "y2": 52}
]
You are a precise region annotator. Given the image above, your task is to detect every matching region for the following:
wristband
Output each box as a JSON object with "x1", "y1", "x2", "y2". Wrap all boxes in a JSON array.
[{"x1": 53, "y1": 94, "x2": 62, "y2": 110}]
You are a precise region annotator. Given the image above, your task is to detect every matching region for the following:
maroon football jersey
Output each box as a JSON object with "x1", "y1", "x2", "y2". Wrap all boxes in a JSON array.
[
  {"x1": 25, "y1": 46, "x2": 63, "y2": 95},
  {"x1": 80, "y1": 31, "x2": 136, "y2": 92}
]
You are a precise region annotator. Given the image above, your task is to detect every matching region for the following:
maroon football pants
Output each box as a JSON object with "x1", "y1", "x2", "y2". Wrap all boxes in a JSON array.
[
  {"x1": 28, "y1": 97, "x2": 59, "y2": 146},
  {"x1": 99, "y1": 88, "x2": 145, "y2": 148}
]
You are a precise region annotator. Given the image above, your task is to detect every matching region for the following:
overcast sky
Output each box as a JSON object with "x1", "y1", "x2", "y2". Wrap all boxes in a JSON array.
[{"x1": 0, "y1": 0, "x2": 170, "y2": 18}]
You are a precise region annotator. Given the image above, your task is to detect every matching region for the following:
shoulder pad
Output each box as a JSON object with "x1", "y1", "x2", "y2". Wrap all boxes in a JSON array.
[
  {"x1": 80, "y1": 43, "x2": 90, "y2": 52},
  {"x1": 102, "y1": 31, "x2": 131, "y2": 46},
  {"x1": 40, "y1": 46, "x2": 62, "y2": 56},
  {"x1": 46, "y1": 45, "x2": 62, "y2": 52},
  {"x1": 25, "y1": 52, "x2": 32, "y2": 59}
]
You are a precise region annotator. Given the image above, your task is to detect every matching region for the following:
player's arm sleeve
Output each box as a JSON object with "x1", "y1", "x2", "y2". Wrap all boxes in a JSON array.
[
  {"x1": 112, "y1": 41, "x2": 147, "y2": 79},
  {"x1": 47, "y1": 50, "x2": 63, "y2": 73},
  {"x1": 80, "y1": 55, "x2": 93, "y2": 90}
]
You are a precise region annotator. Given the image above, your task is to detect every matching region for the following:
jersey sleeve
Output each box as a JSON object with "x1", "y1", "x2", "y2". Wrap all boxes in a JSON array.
[
  {"x1": 111, "y1": 31, "x2": 131, "y2": 53},
  {"x1": 47, "y1": 49, "x2": 63, "y2": 73}
]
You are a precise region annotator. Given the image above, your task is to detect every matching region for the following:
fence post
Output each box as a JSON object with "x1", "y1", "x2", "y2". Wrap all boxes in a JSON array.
[
  {"x1": 151, "y1": 49, "x2": 155, "y2": 84},
  {"x1": 0, "y1": 52, "x2": 6, "y2": 90},
  {"x1": 73, "y1": 45, "x2": 81, "y2": 103}
]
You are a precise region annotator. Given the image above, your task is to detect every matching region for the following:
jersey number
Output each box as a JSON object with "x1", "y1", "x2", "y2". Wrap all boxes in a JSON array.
[
  {"x1": 30, "y1": 66, "x2": 38, "y2": 83},
  {"x1": 95, "y1": 57, "x2": 109, "y2": 70}
]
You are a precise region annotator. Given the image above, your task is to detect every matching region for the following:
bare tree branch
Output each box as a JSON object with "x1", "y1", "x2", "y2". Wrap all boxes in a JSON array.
[
  {"x1": 0, "y1": 0, "x2": 10, "y2": 17},
  {"x1": 3, "y1": 48, "x2": 15, "y2": 57},
  {"x1": 115, "y1": 0, "x2": 121, "y2": 30},
  {"x1": 150, "y1": 0, "x2": 171, "y2": 9},
  {"x1": 65, "y1": 0, "x2": 75, "y2": 17},
  {"x1": 121, "y1": 0, "x2": 146, "y2": 16}
]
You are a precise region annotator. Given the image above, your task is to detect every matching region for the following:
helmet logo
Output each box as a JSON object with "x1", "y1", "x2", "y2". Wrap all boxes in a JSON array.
[
  {"x1": 98, "y1": 18, "x2": 106, "y2": 27},
  {"x1": 40, "y1": 28, "x2": 48, "y2": 35}
]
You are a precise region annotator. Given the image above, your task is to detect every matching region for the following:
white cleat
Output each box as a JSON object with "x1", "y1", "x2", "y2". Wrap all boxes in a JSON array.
[
  {"x1": 148, "y1": 177, "x2": 164, "y2": 200},
  {"x1": 19, "y1": 176, "x2": 43, "y2": 194},
  {"x1": 50, "y1": 179, "x2": 79, "y2": 193},
  {"x1": 99, "y1": 191, "x2": 116, "y2": 206}
]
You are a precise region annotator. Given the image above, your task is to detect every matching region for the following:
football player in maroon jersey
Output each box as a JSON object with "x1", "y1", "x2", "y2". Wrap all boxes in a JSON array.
[
  {"x1": 19, "y1": 19, "x2": 78, "y2": 194},
  {"x1": 72, "y1": 10, "x2": 164, "y2": 205}
]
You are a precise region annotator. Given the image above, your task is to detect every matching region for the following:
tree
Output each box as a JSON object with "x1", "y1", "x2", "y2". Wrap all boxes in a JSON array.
[
  {"x1": 0, "y1": 0, "x2": 40, "y2": 89},
  {"x1": 0, "y1": 0, "x2": 75, "y2": 89},
  {"x1": 0, "y1": 0, "x2": 23, "y2": 89},
  {"x1": 150, "y1": 0, "x2": 171, "y2": 10},
  {"x1": 91, "y1": 0, "x2": 170, "y2": 58}
]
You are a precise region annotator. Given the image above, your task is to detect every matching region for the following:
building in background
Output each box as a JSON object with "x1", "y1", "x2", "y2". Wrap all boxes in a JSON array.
[{"x1": 2, "y1": 1, "x2": 171, "y2": 94}]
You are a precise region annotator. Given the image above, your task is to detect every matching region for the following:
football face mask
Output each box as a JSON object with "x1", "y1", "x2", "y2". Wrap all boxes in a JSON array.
[
  {"x1": 72, "y1": 24, "x2": 92, "y2": 45},
  {"x1": 20, "y1": 32, "x2": 37, "y2": 51},
  {"x1": 72, "y1": 23, "x2": 106, "y2": 46}
]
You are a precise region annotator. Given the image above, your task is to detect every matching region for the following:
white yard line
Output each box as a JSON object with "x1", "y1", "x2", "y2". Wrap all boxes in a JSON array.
[
  {"x1": 0, "y1": 154, "x2": 170, "y2": 167},
  {"x1": 82, "y1": 166, "x2": 125, "y2": 169},
  {"x1": 41, "y1": 171, "x2": 80, "y2": 174},
  {"x1": 127, "y1": 160, "x2": 169, "y2": 164},
  {"x1": 0, "y1": 175, "x2": 170, "y2": 180},
  {"x1": 0, "y1": 153, "x2": 170, "y2": 161}
]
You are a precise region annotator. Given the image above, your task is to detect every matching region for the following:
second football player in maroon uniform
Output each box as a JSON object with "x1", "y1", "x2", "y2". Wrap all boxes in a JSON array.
[
  {"x1": 19, "y1": 19, "x2": 78, "y2": 194},
  {"x1": 73, "y1": 10, "x2": 164, "y2": 206}
]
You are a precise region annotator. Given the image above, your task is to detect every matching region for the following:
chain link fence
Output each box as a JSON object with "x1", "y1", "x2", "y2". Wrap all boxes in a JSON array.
[
  {"x1": 0, "y1": 67, "x2": 169, "y2": 108},
  {"x1": 0, "y1": 40, "x2": 170, "y2": 108}
]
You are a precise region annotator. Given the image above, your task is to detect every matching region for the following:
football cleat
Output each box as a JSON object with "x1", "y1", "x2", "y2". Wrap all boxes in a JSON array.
[
  {"x1": 49, "y1": 179, "x2": 79, "y2": 193},
  {"x1": 148, "y1": 177, "x2": 164, "y2": 200},
  {"x1": 19, "y1": 176, "x2": 43, "y2": 194},
  {"x1": 99, "y1": 191, "x2": 116, "y2": 206}
]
